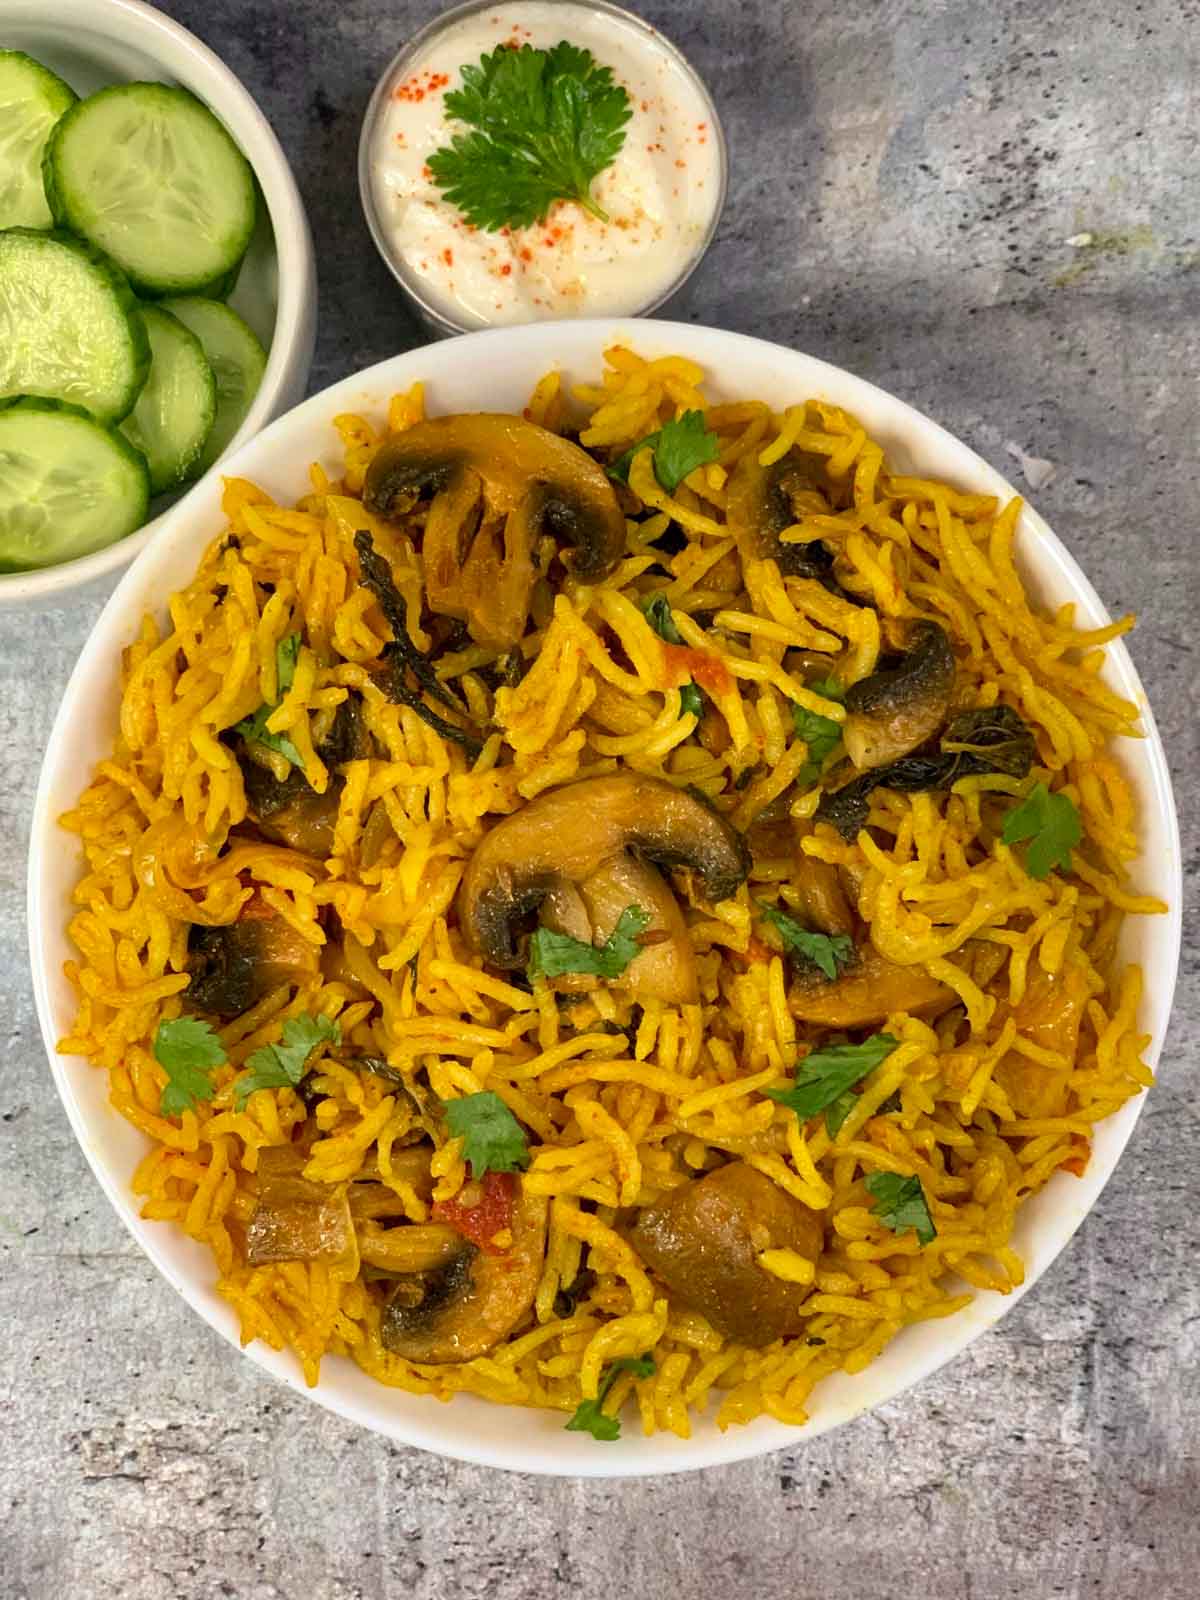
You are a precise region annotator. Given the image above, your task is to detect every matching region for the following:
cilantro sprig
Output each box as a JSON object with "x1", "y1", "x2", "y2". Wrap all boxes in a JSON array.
[
  {"x1": 642, "y1": 595, "x2": 703, "y2": 721},
  {"x1": 444, "y1": 1090, "x2": 530, "y2": 1180},
  {"x1": 1001, "y1": 782, "x2": 1082, "y2": 879},
  {"x1": 233, "y1": 633, "x2": 303, "y2": 768},
  {"x1": 566, "y1": 1353, "x2": 656, "y2": 1441},
  {"x1": 234, "y1": 1013, "x2": 341, "y2": 1110},
  {"x1": 756, "y1": 900, "x2": 854, "y2": 981},
  {"x1": 154, "y1": 1016, "x2": 227, "y2": 1117},
  {"x1": 792, "y1": 700, "x2": 843, "y2": 788},
  {"x1": 864, "y1": 1171, "x2": 937, "y2": 1246},
  {"x1": 528, "y1": 904, "x2": 651, "y2": 983},
  {"x1": 765, "y1": 1034, "x2": 899, "y2": 1137},
  {"x1": 427, "y1": 42, "x2": 632, "y2": 231},
  {"x1": 609, "y1": 411, "x2": 720, "y2": 493}
]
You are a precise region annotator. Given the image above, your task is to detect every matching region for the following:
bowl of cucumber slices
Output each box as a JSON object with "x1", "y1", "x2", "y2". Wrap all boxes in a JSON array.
[{"x1": 0, "y1": 0, "x2": 317, "y2": 606}]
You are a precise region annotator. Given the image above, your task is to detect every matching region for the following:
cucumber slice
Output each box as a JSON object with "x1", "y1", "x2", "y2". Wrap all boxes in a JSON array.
[
  {"x1": 44, "y1": 83, "x2": 256, "y2": 296},
  {"x1": 0, "y1": 50, "x2": 77, "y2": 229},
  {"x1": 0, "y1": 227, "x2": 149, "y2": 423},
  {"x1": 0, "y1": 397, "x2": 149, "y2": 571},
  {"x1": 121, "y1": 305, "x2": 216, "y2": 494},
  {"x1": 161, "y1": 296, "x2": 266, "y2": 472}
]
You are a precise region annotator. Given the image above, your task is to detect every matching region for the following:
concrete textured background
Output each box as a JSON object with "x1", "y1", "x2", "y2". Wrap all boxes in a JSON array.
[{"x1": 1, "y1": 0, "x2": 1197, "y2": 1594}]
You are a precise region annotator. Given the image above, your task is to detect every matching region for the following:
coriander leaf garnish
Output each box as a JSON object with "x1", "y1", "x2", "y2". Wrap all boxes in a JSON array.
[
  {"x1": 1001, "y1": 781, "x2": 1082, "y2": 879},
  {"x1": 679, "y1": 681, "x2": 704, "y2": 720},
  {"x1": 642, "y1": 594, "x2": 703, "y2": 721},
  {"x1": 652, "y1": 411, "x2": 721, "y2": 490},
  {"x1": 528, "y1": 903, "x2": 651, "y2": 982},
  {"x1": 807, "y1": 674, "x2": 844, "y2": 702},
  {"x1": 864, "y1": 1171, "x2": 937, "y2": 1246},
  {"x1": 234, "y1": 1012, "x2": 341, "y2": 1111},
  {"x1": 609, "y1": 410, "x2": 720, "y2": 492},
  {"x1": 823, "y1": 1090, "x2": 859, "y2": 1138},
  {"x1": 444, "y1": 1090, "x2": 530, "y2": 1179},
  {"x1": 154, "y1": 1016, "x2": 227, "y2": 1117},
  {"x1": 233, "y1": 632, "x2": 304, "y2": 768},
  {"x1": 565, "y1": 1352, "x2": 656, "y2": 1441},
  {"x1": 427, "y1": 42, "x2": 632, "y2": 232},
  {"x1": 756, "y1": 900, "x2": 854, "y2": 981},
  {"x1": 792, "y1": 701, "x2": 842, "y2": 788},
  {"x1": 765, "y1": 1034, "x2": 899, "y2": 1135},
  {"x1": 642, "y1": 593, "x2": 685, "y2": 646}
]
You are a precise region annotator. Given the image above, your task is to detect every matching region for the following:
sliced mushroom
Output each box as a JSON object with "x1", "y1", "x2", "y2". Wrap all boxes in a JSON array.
[
  {"x1": 788, "y1": 851, "x2": 856, "y2": 938},
  {"x1": 239, "y1": 697, "x2": 372, "y2": 856},
  {"x1": 539, "y1": 852, "x2": 698, "y2": 1004},
  {"x1": 817, "y1": 702, "x2": 1036, "y2": 840},
  {"x1": 459, "y1": 774, "x2": 750, "y2": 970},
  {"x1": 841, "y1": 620, "x2": 956, "y2": 772},
  {"x1": 630, "y1": 1162, "x2": 822, "y2": 1346},
  {"x1": 788, "y1": 944, "x2": 954, "y2": 1027},
  {"x1": 726, "y1": 448, "x2": 838, "y2": 580},
  {"x1": 186, "y1": 911, "x2": 319, "y2": 1018},
  {"x1": 363, "y1": 413, "x2": 626, "y2": 649},
  {"x1": 380, "y1": 1183, "x2": 547, "y2": 1363}
]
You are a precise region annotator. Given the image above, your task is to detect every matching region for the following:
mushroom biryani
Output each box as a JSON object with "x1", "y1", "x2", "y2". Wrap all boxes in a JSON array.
[{"x1": 59, "y1": 346, "x2": 1165, "y2": 1438}]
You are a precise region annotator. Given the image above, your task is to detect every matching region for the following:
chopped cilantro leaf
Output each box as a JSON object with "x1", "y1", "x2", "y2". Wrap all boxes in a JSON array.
[
  {"x1": 679, "y1": 681, "x2": 704, "y2": 720},
  {"x1": 823, "y1": 1090, "x2": 860, "y2": 1138},
  {"x1": 427, "y1": 42, "x2": 632, "y2": 231},
  {"x1": 642, "y1": 594, "x2": 703, "y2": 721},
  {"x1": 765, "y1": 1034, "x2": 899, "y2": 1133},
  {"x1": 792, "y1": 701, "x2": 842, "y2": 787},
  {"x1": 528, "y1": 904, "x2": 651, "y2": 982},
  {"x1": 864, "y1": 1171, "x2": 937, "y2": 1246},
  {"x1": 444, "y1": 1090, "x2": 530, "y2": 1179},
  {"x1": 233, "y1": 631, "x2": 304, "y2": 768},
  {"x1": 154, "y1": 1016, "x2": 227, "y2": 1117},
  {"x1": 234, "y1": 1012, "x2": 341, "y2": 1110},
  {"x1": 609, "y1": 410, "x2": 720, "y2": 492},
  {"x1": 1001, "y1": 782, "x2": 1082, "y2": 879},
  {"x1": 807, "y1": 674, "x2": 844, "y2": 702},
  {"x1": 756, "y1": 900, "x2": 854, "y2": 980},
  {"x1": 565, "y1": 1352, "x2": 656, "y2": 1440},
  {"x1": 642, "y1": 593, "x2": 685, "y2": 645}
]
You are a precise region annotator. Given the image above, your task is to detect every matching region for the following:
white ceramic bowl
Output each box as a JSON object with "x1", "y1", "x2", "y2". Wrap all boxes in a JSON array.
[
  {"x1": 28, "y1": 320, "x2": 1182, "y2": 1476},
  {"x1": 0, "y1": 0, "x2": 317, "y2": 607}
]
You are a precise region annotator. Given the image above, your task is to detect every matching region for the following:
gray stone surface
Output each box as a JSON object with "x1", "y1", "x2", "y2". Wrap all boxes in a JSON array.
[{"x1": 1, "y1": 0, "x2": 1197, "y2": 1594}]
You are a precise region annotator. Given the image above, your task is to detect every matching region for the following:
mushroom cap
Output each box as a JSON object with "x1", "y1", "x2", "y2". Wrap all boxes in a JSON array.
[
  {"x1": 630, "y1": 1162, "x2": 823, "y2": 1346},
  {"x1": 540, "y1": 852, "x2": 699, "y2": 1005},
  {"x1": 380, "y1": 1183, "x2": 547, "y2": 1364},
  {"x1": 726, "y1": 447, "x2": 837, "y2": 579},
  {"x1": 362, "y1": 413, "x2": 626, "y2": 649},
  {"x1": 459, "y1": 773, "x2": 751, "y2": 970},
  {"x1": 841, "y1": 619, "x2": 956, "y2": 771}
]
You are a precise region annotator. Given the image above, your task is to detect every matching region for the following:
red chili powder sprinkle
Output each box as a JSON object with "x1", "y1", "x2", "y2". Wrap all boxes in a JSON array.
[
  {"x1": 519, "y1": 247, "x2": 533, "y2": 263},
  {"x1": 393, "y1": 69, "x2": 450, "y2": 103},
  {"x1": 441, "y1": 248, "x2": 453, "y2": 266},
  {"x1": 499, "y1": 263, "x2": 512, "y2": 276}
]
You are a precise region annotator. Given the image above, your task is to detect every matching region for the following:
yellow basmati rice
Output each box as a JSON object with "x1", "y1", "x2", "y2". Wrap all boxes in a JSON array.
[{"x1": 59, "y1": 347, "x2": 1164, "y2": 1436}]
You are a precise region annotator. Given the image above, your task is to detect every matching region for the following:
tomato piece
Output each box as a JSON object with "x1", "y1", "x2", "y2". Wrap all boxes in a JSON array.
[
  {"x1": 662, "y1": 642, "x2": 733, "y2": 698},
  {"x1": 432, "y1": 1170, "x2": 517, "y2": 1255}
]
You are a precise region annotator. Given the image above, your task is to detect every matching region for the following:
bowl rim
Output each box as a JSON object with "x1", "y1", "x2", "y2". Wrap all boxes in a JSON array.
[
  {"x1": 0, "y1": 0, "x2": 316, "y2": 606},
  {"x1": 27, "y1": 318, "x2": 1184, "y2": 1476},
  {"x1": 356, "y1": 0, "x2": 729, "y2": 336}
]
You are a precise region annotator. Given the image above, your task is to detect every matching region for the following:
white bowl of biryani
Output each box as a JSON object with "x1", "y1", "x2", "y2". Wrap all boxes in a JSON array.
[{"x1": 28, "y1": 320, "x2": 1181, "y2": 1476}]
